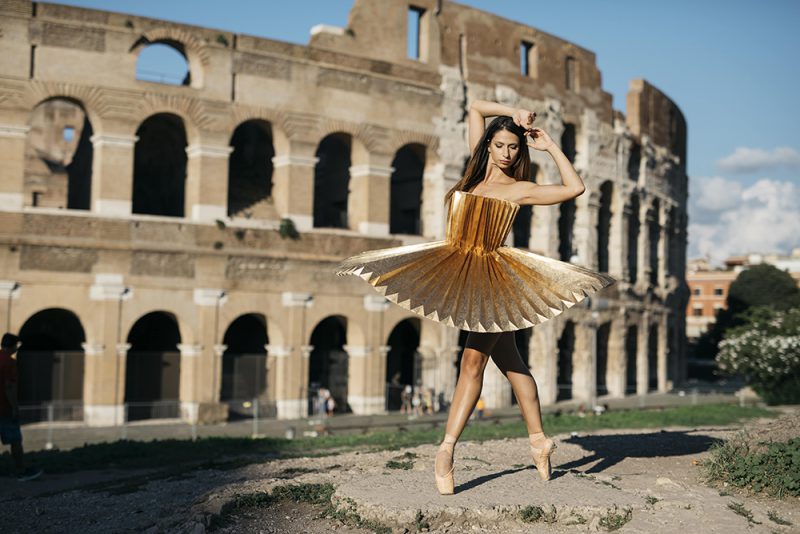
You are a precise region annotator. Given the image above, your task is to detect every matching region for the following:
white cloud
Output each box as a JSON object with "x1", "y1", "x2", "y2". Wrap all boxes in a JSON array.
[
  {"x1": 716, "y1": 146, "x2": 800, "y2": 174},
  {"x1": 694, "y1": 176, "x2": 742, "y2": 211},
  {"x1": 688, "y1": 178, "x2": 800, "y2": 264}
]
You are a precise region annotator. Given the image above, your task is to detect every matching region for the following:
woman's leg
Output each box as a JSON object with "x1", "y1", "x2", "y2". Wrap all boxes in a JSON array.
[
  {"x1": 490, "y1": 332, "x2": 555, "y2": 480},
  {"x1": 435, "y1": 332, "x2": 501, "y2": 481},
  {"x1": 489, "y1": 333, "x2": 543, "y2": 435}
]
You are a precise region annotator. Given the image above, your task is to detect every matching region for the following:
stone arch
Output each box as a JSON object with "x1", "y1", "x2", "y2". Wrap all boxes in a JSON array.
[
  {"x1": 313, "y1": 132, "x2": 353, "y2": 228},
  {"x1": 316, "y1": 121, "x2": 372, "y2": 166},
  {"x1": 134, "y1": 41, "x2": 190, "y2": 86},
  {"x1": 648, "y1": 322, "x2": 658, "y2": 391},
  {"x1": 385, "y1": 317, "x2": 421, "y2": 411},
  {"x1": 220, "y1": 313, "x2": 269, "y2": 418},
  {"x1": 135, "y1": 95, "x2": 207, "y2": 145},
  {"x1": 389, "y1": 143, "x2": 425, "y2": 235},
  {"x1": 625, "y1": 324, "x2": 638, "y2": 394},
  {"x1": 132, "y1": 112, "x2": 187, "y2": 217},
  {"x1": 130, "y1": 28, "x2": 211, "y2": 88},
  {"x1": 125, "y1": 311, "x2": 182, "y2": 420},
  {"x1": 227, "y1": 119, "x2": 275, "y2": 217},
  {"x1": 308, "y1": 315, "x2": 349, "y2": 415},
  {"x1": 556, "y1": 320, "x2": 576, "y2": 400},
  {"x1": 627, "y1": 191, "x2": 640, "y2": 283},
  {"x1": 596, "y1": 321, "x2": 611, "y2": 396},
  {"x1": 648, "y1": 198, "x2": 661, "y2": 286},
  {"x1": 596, "y1": 180, "x2": 613, "y2": 272},
  {"x1": 232, "y1": 107, "x2": 290, "y2": 155},
  {"x1": 17, "y1": 308, "x2": 86, "y2": 422},
  {"x1": 558, "y1": 198, "x2": 576, "y2": 262},
  {"x1": 26, "y1": 84, "x2": 106, "y2": 133},
  {"x1": 24, "y1": 97, "x2": 94, "y2": 210}
]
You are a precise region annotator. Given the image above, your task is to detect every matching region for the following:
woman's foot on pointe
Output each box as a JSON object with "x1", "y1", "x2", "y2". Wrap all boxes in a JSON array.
[
  {"x1": 435, "y1": 435, "x2": 457, "y2": 495},
  {"x1": 529, "y1": 432, "x2": 556, "y2": 481}
]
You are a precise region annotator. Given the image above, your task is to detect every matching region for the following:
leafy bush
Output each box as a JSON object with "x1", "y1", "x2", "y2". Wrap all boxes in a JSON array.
[
  {"x1": 703, "y1": 433, "x2": 800, "y2": 497},
  {"x1": 716, "y1": 306, "x2": 800, "y2": 404}
]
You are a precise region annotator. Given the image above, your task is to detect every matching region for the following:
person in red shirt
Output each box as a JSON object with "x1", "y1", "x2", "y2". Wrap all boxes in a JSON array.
[{"x1": 1, "y1": 333, "x2": 41, "y2": 481}]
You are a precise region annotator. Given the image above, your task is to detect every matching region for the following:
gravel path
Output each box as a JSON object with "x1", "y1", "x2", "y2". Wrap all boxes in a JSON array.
[{"x1": 2, "y1": 410, "x2": 797, "y2": 533}]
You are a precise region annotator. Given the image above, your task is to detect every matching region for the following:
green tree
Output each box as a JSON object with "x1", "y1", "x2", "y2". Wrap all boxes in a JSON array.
[{"x1": 727, "y1": 263, "x2": 800, "y2": 316}]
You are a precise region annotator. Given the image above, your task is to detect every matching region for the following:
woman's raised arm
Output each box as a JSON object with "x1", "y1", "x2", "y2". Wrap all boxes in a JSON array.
[
  {"x1": 513, "y1": 128, "x2": 585, "y2": 205},
  {"x1": 468, "y1": 100, "x2": 535, "y2": 153}
]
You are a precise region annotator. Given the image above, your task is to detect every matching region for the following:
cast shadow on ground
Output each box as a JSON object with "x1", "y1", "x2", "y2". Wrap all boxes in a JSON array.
[
  {"x1": 549, "y1": 430, "x2": 721, "y2": 479},
  {"x1": 455, "y1": 465, "x2": 530, "y2": 493}
]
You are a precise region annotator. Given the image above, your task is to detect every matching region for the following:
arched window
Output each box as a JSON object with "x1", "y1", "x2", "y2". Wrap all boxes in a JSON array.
[
  {"x1": 556, "y1": 321, "x2": 575, "y2": 401},
  {"x1": 136, "y1": 42, "x2": 190, "y2": 86},
  {"x1": 308, "y1": 316, "x2": 348, "y2": 414},
  {"x1": 648, "y1": 199, "x2": 661, "y2": 286},
  {"x1": 17, "y1": 308, "x2": 85, "y2": 422},
  {"x1": 389, "y1": 144, "x2": 425, "y2": 235},
  {"x1": 385, "y1": 318, "x2": 421, "y2": 410},
  {"x1": 625, "y1": 325, "x2": 638, "y2": 394},
  {"x1": 228, "y1": 120, "x2": 275, "y2": 217},
  {"x1": 132, "y1": 113, "x2": 187, "y2": 217},
  {"x1": 596, "y1": 322, "x2": 611, "y2": 396},
  {"x1": 25, "y1": 98, "x2": 93, "y2": 210},
  {"x1": 313, "y1": 134, "x2": 351, "y2": 228},
  {"x1": 597, "y1": 181, "x2": 613, "y2": 272},
  {"x1": 221, "y1": 314, "x2": 268, "y2": 419},
  {"x1": 125, "y1": 312, "x2": 181, "y2": 420},
  {"x1": 627, "y1": 193, "x2": 640, "y2": 283}
]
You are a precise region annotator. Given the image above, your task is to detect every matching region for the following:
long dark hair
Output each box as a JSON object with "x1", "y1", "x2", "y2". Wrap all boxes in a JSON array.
[{"x1": 445, "y1": 116, "x2": 531, "y2": 203}]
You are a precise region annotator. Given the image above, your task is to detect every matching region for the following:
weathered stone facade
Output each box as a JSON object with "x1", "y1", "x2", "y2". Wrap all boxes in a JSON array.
[{"x1": 0, "y1": 0, "x2": 688, "y2": 425}]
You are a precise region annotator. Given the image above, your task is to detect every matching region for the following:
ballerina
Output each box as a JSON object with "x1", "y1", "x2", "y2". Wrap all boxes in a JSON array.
[{"x1": 338, "y1": 100, "x2": 615, "y2": 494}]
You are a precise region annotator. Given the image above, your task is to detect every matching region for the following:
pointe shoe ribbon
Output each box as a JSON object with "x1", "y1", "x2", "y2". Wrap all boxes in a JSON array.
[{"x1": 435, "y1": 436, "x2": 457, "y2": 495}]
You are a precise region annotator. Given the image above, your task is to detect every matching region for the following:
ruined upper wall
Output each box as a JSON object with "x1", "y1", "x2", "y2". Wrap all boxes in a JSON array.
[
  {"x1": 310, "y1": 0, "x2": 614, "y2": 123},
  {"x1": 626, "y1": 79, "x2": 687, "y2": 169}
]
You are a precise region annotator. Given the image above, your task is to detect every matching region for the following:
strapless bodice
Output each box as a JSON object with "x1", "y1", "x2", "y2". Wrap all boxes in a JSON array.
[{"x1": 445, "y1": 191, "x2": 519, "y2": 252}]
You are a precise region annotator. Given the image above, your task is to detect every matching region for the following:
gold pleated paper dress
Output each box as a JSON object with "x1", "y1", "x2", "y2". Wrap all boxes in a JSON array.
[{"x1": 337, "y1": 191, "x2": 615, "y2": 332}]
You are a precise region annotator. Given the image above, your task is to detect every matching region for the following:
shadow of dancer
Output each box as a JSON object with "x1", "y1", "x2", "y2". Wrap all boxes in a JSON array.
[
  {"x1": 552, "y1": 431, "x2": 720, "y2": 479},
  {"x1": 455, "y1": 465, "x2": 531, "y2": 493}
]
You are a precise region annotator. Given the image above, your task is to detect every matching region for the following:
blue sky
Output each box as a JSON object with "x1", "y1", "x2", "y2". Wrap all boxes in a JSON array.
[{"x1": 54, "y1": 0, "x2": 800, "y2": 264}]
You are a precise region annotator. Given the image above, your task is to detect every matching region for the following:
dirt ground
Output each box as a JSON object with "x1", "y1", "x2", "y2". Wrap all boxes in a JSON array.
[{"x1": 1, "y1": 409, "x2": 798, "y2": 534}]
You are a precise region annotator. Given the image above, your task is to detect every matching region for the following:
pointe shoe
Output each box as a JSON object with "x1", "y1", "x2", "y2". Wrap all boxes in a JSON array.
[
  {"x1": 530, "y1": 438, "x2": 557, "y2": 481},
  {"x1": 434, "y1": 439, "x2": 456, "y2": 495}
]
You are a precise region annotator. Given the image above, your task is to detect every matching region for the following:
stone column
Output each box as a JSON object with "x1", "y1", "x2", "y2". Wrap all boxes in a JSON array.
[
  {"x1": 345, "y1": 345, "x2": 379, "y2": 414},
  {"x1": 348, "y1": 164, "x2": 393, "y2": 236},
  {"x1": 608, "y1": 191, "x2": 627, "y2": 280},
  {"x1": 272, "y1": 148, "x2": 318, "y2": 232},
  {"x1": 177, "y1": 343, "x2": 203, "y2": 422},
  {"x1": 187, "y1": 288, "x2": 229, "y2": 423},
  {"x1": 531, "y1": 323, "x2": 558, "y2": 405},
  {"x1": 636, "y1": 312, "x2": 650, "y2": 395},
  {"x1": 185, "y1": 144, "x2": 233, "y2": 221},
  {"x1": 274, "y1": 291, "x2": 313, "y2": 419},
  {"x1": 606, "y1": 318, "x2": 626, "y2": 397},
  {"x1": 350, "y1": 295, "x2": 390, "y2": 414},
  {"x1": 637, "y1": 198, "x2": 651, "y2": 292},
  {"x1": 572, "y1": 318, "x2": 597, "y2": 404},
  {"x1": 574, "y1": 187, "x2": 598, "y2": 269},
  {"x1": 421, "y1": 163, "x2": 459, "y2": 239},
  {"x1": 265, "y1": 344, "x2": 291, "y2": 407},
  {"x1": 657, "y1": 312, "x2": 669, "y2": 392},
  {"x1": 658, "y1": 204, "x2": 669, "y2": 289},
  {"x1": 0, "y1": 123, "x2": 28, "y2": 210},
  {"x1": 91, "y1": 133, "x2": 138, "y2": 216},
  {"x1": 83, "y1": 274, "x2": 131, "y2": 426}
]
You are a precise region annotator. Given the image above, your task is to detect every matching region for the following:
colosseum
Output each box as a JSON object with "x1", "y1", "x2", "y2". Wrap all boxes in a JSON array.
[{"x1": 0, "y1": 0, "x2": 688, "y2": 425}]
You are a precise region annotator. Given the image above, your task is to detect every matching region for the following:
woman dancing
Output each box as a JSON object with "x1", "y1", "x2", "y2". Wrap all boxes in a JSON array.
[{"x1": 338, "y1": 100, "x2": 614, "y2": 495}]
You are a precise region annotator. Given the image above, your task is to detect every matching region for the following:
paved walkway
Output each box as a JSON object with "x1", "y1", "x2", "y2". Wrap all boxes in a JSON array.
[{"x1": 19, "y1": 391, "x2": 750, "y2": 451}]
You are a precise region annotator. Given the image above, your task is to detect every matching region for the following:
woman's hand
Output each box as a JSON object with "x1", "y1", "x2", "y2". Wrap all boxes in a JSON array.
[
  {"x1": 526, "y1": 128, "x2": 556, "y2": 151},
  {"x1": 513, "y1": 109, "x2": 536, "y2": 131}
]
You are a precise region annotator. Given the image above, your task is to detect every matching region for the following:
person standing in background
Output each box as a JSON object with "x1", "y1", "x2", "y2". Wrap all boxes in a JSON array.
[{"x1": 1, "y1": 333, "x2": 42, "y2": 481}]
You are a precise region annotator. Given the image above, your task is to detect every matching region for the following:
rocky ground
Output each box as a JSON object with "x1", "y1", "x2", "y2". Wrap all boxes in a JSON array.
[{"x1": 1, "y1": 409, "x2": 798, "y2": 534}]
